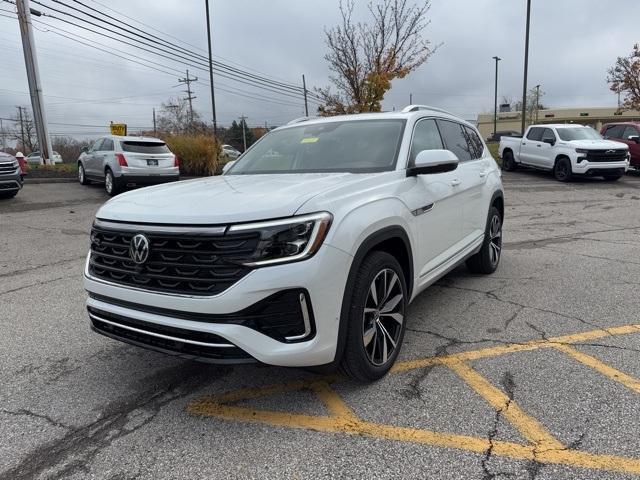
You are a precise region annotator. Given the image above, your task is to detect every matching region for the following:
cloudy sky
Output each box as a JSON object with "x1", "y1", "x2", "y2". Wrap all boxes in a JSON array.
[{"x1": 0, "y1": 0, "x2": 637, "y2": 139}]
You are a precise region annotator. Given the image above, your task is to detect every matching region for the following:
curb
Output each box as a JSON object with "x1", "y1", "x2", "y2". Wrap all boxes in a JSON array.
[{"x1": 25, "y1": 177, "x2": 77, "y2": 184}]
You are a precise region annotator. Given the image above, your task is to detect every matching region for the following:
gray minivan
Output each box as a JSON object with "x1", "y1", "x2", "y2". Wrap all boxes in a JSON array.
[{"x1": 78, "y1": 136, "x2": 180, "y2": 196}]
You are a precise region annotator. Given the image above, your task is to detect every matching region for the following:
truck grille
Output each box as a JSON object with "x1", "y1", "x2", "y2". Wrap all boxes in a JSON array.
[
  {"x1": 585, "y1": 149, "x2": 628, "y2": 163},
  {"x1": 0, "y1": 162, "x2": 17, "y2": 175},
  {"x1": 89, "y1": 222, "x2": 260, "y2": 296}
]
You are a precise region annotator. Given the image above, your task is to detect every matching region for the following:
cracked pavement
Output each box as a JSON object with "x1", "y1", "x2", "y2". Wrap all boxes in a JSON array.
[{"x1": 1, "y1": 174, "x2": 640, "y2": 479}]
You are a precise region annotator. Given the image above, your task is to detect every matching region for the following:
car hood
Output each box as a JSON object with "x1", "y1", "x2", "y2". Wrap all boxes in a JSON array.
[
  {"x1": 563, "y1": 139, "x2": 628, "y2": 150},
  {"x1": 97, "y1": 173, "x2": 365, "y2": 224}
]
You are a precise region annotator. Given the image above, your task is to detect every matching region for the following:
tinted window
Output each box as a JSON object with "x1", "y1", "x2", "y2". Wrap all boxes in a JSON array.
[
  {"x1": 541, "y1": 129, "x2": 556, "y2": 143},
  {"x1": 91, "y1": 139, "x2": 104, "y2": 152},
  {"x1": 526, "y1": 127, "x2": 544, "y2": 141},
  {"x1": 101, "y1": 139, "x2": 114, "y2": 151},
  {"x1": 229, "y1": 119, "x2": 406, "y2": 174},
  {"x1": 409, "y1": 119, "x2": 443, "y2": 164},
  {"x1": 464, "y1": 125, "x2": 484, "y2": 159},
  {"x1": 622, "y1": 125, "x2": 639, "y2": 139},
  {"x1": 604, "y1": 125, "x2": 625, "y2": 139},
  {"x1": 556, "y1": 127, "x2": 602, "y2": 141},
  {"x1": 121, "y1": 141, "x2": 171, "y2": 154},
  {"x1": 437, "y1": 120, "x2": 472, "y2": 161}
]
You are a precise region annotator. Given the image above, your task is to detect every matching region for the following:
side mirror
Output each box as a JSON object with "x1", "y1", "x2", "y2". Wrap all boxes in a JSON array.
[
  {"x1": 628, "y1": 135, "x2": 640, "y2": 144},
  {"x1": 543, "y1": 138, "x2": 555, "y2": 146},
  {"x1": 407, "y1": 149, "x2": 459, "y2": 176},
  {"x1": 222, "y1": 160, "x2": 236, "y2": 174}
]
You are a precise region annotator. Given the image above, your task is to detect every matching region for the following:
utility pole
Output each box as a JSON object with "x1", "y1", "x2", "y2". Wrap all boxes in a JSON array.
[
  {"x1": 178, "y1": 69, "x2": 197, "y2": 126},
  {"x1": 16, "y1": 0, "x2": 53, "y2": 164},
  {"x1": 302, "y1": 74, "x2": 309, "y2": 117},
  {"x1": 204, "y1": 0, "x2": 217, "y2": 136},
  {"x1": 17, "y1": 106, "x2": 26, "y2": 151},
  {"x1": 520, "y1": 0, "x2": 532, "y2": 135},
  {"x1": 409, "y1": 93, "x2": 413, "y2": 105},
  {"x1": 492, "y1": 56, "x2": 501, "y2": 135},
  {"x1": 153, "y1": 108, "x2": 157, "y2": 135},
  {"x1": 534, "y1": 84, "x2": 541, "y2": 123},
  {"x1": 239, "y1": 114, "x2": 247, "y2": 151},
  {"x1": 0, "y1": 119, "x2": 4, "y2": 151}
]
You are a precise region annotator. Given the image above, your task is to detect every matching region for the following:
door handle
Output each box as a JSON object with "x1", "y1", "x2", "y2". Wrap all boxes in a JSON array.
[
  {"x1": 451, "y1": 179, "x2": 461, "y2": 186},
  {"x1": 522, "y1": 142, "x2": 527, "y2": 145},
  {"x1": 537, "y1": 144, "x2": 542, "y2": 148},
  {"x1": 479, "y1": 170, "x2": 490, "y2": 178}
]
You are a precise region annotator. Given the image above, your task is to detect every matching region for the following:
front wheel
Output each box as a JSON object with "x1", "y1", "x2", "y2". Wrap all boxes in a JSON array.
[
  {"x1": 104, "y1": 169, "x2": 120, "y2": 196},
  {"x1": 553, "y1": 158, "x2": 572, "y2": 182},
  {"x1": 466, "y1": 206, "x2": 502, "y2": 275},
  {"x1": 340, "y1": 251, "x2": 407, "y2": 382},
  {"x1": 78, "y1": 163, "x2": 90, "y2": 185}
]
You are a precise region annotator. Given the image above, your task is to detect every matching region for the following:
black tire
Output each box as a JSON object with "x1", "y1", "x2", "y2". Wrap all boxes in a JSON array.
[
  {"x1": 339, "y1": 251, "x2": 408, "y2": 382},
  {"x1": 553, "y1": 157, "x2": 572, "y2": 182},
  {"x1": 78, "y1": 163, "x2": 91, "y2": 185},
  {"x1": 466, "y1": 206, "x2": 502, "y2": 275},
  {"x1": 104, "y1": 168, "x2": 121, "y2": 196},
  {"x1": 603, "y1": 175, "x2": 622, "y2": 181},
  {"x1": 501, "y1": 150, "x2": 517, "y2": 171}
]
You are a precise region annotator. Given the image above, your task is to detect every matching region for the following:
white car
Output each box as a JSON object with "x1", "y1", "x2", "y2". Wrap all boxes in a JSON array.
[
  {"x1": 26, "y1": 151, "x2": 63, "y2": 164},
  {"x1": 221, "y1": 144, "x2": 241, "y2": 159},
  {"x1": 84, "y1": 106, "x2": 504, "y2": 381},
  {"x1": 499, "y1": 124, "x2": 629, "y2": 181}
]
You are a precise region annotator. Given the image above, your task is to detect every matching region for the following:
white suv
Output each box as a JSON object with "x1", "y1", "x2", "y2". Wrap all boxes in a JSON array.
[{"x1": 84, "y1": 106, "x2": 504, "y2": 381}]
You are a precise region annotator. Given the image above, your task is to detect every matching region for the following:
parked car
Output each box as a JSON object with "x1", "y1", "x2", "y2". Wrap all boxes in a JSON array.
[
  {"x1": 486, "y1": 130, "x2": 521, "y2": 143},
  {"x1": 77, "y1": 135, "x2": 180, "y2": 196},
  {"x1": 221, "y1": 144, "x2": 241, "y2": 159},
  {"x1": 26, "y1": 151, "x2": 63, "y2": 164},
  {"x1": 499, "y1": 124, "x2": 629, "y2": 181},
  {"x1": 0, "y1": 152, "x2": 23, "y2": 198},
  {"x1": 601, "y1": 122, "x2": 640, "y2": 171},
  {"x1": 84, "y1": 105, "x2": 504, "y2": 381}
]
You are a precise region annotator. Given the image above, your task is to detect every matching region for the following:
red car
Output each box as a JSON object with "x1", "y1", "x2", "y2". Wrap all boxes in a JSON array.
[{"x1": 601, "y1": 122, "x2": 640, "y2": 169}]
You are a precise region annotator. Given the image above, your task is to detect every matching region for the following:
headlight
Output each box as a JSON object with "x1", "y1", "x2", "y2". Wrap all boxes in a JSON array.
[
  {"x1": 228, "y1": 212, "x2": 332, "y2": 266},
  {"x1": 575, "y1": 148, "x2": 589, "y2": 154}
]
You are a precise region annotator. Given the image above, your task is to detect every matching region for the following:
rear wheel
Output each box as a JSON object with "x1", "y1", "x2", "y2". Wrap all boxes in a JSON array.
[
  {"x1": 78, "y1": 163, "x2": 90, "y2": 185},
  {"x1": 340, "y1": 251, "x2": 407, "y2": 382},
  {"x1": 502, "y1": 151, "x2": 517, "y2": 171},
  {"x1": 466, "y1": 206, "x2": 502, "y2": 275},
  {"x1": 104, "y1": 169, "x2": 120, "y2": 196},
  {"x1": 553, "y1": 157, "x2": 572, "y2": 182}
]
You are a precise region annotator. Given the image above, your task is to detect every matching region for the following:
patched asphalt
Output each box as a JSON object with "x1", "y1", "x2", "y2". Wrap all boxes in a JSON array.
[{"x1": 1, "y1": 172, "x2": 640, "y2": 479}]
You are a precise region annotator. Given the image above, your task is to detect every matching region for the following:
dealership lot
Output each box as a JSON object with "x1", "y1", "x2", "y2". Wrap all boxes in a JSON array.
[{"x1": 1, "y1": 173, "x2": 640, "y2": 480}]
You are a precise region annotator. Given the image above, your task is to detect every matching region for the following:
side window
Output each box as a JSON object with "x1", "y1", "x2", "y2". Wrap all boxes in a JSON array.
[
  {"x1": 91, "y1": 139, "x2": 104, "y2": 152},
  {"x1": 102, "y1": 139, "x2": 114, "y2": 151},
  {"x1": 604, "y1": 125, "x2": 624, "y2": 139},
  {"x1": 541, "y1": 128, "x2": 556, "y2": 143},
  {"x1": 622, "y1": 126, "x2": 639, "y2": 139},
  {"x1": 437, "y1": 120, "x2": 472, "y2": 162},
  {"x1": 409, "y1": 118, "x2": 444, "y2": 164},
  {"x1": 526, "y1": 127, "x2": 544, "y2": 141},
  {"x1": 463, "y1": 125, "x2": 484, "y2": 159}
]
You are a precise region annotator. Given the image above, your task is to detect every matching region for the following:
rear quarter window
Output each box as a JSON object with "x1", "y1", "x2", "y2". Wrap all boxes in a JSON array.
[{"x1": 121, "y1": 141, "x2": 170, "y2": 154}]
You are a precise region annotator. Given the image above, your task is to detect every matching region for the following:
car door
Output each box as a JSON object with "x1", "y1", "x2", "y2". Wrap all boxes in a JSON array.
[
  {"x1": 99, "y1": 138, "x2": 114, "y2": 174},
  {"x1": 520, "y1": 127, "x2": 544, "y2": 165},
  {"x1": 537, "y1": 128, "x2": 557, "y2": 169},
  {"x1": 84, "y1": 139, "x2": 103, "y2": 176},
  {"x1": 621, "y1": 125, "x2": 640, "y2": 166},
  {"x1": 399, "y1": 118, "x2": 464, "y2": 278}
]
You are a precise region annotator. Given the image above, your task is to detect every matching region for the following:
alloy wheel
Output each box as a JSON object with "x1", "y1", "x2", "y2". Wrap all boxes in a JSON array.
[
  {"x1": 489, "y1": 214, "x2": 502, "y2": 266},
  {"x1": 105, "y1": 172, "x2": 113, "y2": 194},
  {"x1": 78, "y1": 165, "x2": 84, "y2": 183},
  {"x1": 362, "y1": 268, "x2": 405, "y2": 366}
]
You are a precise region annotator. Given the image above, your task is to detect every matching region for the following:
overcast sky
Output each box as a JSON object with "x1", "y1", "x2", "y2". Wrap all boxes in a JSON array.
[{"x1": 0, "y1": 0, "x2": 637, "y2": 138}]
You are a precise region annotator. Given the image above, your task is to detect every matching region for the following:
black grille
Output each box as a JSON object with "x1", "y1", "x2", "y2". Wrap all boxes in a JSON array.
[
  {"x1": 89, "y1": 307, "x2": 253, "y2": 361},
  {"x1": 0, "y1": 162, "x2": 17, "y2": 175},
  {"x1": 0, "y1": 181, "x2": 19, "y2": 190},
  {"x1": 89, "y1": 224, "x2": 259, "y2": 296},
  {"x1": 585, "y1": 149, "x2": 628, "y2": 163}
]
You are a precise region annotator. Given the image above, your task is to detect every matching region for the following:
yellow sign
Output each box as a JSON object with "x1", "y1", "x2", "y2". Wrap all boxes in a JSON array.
[{"x1": 110, "y1": 123, "x2": 127, "y2": 136}]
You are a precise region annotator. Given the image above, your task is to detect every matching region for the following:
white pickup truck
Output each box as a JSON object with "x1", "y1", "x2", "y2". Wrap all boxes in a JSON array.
[{"x1": 499, "y1": 124, "x2": 629, "y2": 182}]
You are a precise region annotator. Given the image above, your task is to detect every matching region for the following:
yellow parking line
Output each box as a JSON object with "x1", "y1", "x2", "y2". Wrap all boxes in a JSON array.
[
  {"x1": 442, "y1": 358, "x2": 564, "y2": 450},
  {"x1": 553, "y1": 343, "x2": 640, "y2": 394},
  {"x1": 309, "y1": 381, "x2": 359, "y2": 421}
]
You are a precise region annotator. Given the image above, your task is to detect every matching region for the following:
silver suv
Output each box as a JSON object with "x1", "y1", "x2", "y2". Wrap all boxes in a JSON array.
[{"x1": 78, "y1": 135, "x2": 180, "y2": 196}]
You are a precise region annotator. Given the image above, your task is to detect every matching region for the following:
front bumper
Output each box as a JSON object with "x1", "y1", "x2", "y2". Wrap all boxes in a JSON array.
[
  {"x1": 572, "y1": 159, "x2": 629, "y2": 175},
  {"x1": 84, "y1": 243, "x2": 353, "y2": 366},
  {"x1": 0, "y1": 173, "x2": 23, "y2": 192}
]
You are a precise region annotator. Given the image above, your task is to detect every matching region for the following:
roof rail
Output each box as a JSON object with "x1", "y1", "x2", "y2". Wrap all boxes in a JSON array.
[
  {"x1": 286, "y1": 116, "x2": 312, "y2": 125},
  {"x1": 401, "y1": 105, "x2": 456, "y2": 116}
]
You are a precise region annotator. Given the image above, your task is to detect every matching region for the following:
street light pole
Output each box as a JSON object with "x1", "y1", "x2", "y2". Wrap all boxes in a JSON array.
[
  {"x1": 492, "y1": 56, "x2": 501, "y2": 136},
  {"x1": 205, "y1": 0, "x2": 217, "y2": 137},
  {"x1": 521, "y1": 0, "x2": 532, "y2": 135}
]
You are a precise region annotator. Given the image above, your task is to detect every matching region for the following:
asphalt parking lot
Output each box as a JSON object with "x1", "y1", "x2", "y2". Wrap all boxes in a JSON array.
[{"x1": 1, "y1": 172, "x2": 640, "y2": 480}]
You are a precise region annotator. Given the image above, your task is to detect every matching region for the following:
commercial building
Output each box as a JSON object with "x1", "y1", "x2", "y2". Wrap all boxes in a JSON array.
[{"x1": 476, "y1": 106, "x2": 640, "y2": 139}]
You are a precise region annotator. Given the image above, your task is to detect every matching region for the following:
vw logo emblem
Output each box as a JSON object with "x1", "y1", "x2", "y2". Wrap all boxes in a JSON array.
[{"x1": 129, "y1": 234, "x2": 150, "y2": 265}]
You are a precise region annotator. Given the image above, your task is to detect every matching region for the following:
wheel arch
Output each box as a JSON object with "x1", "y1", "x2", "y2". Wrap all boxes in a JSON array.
[
  {"x1": 490, "y1": 189, "x2": 504, "y2": 219},
  {"x1": 554, "y1": 153, "x2": 570, "y2": 166}
]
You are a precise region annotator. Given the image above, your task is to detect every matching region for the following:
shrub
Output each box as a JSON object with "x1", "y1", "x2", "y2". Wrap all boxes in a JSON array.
[{"x1": 164, "y1": 134, "x2": 221, "y2": 176}]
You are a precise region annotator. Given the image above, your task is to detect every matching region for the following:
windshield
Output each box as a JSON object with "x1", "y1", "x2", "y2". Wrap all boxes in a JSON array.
[
  {"x1": 228, "y1": 119, "x2": 406, "y2": 174},
  {"x1": 556, "y1": 127, "x2": 602, "y2": 141}
]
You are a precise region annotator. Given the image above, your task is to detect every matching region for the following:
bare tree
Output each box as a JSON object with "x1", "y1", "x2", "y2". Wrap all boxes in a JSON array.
[
  {"x1": 156, "y1": 97, "x2": 203, "y2": 134},
  {"x1": 317, "y1": 0, "x2": 438, "y2": 115},
  {"x1": 11, "y1": 108, "x2": 38, "y2": 152},
  {"x1": 607, "y1": 43, "x2": 640, "y2": 111}
]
